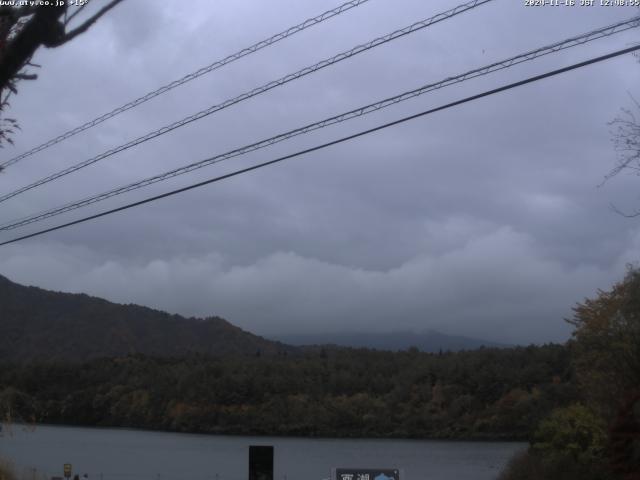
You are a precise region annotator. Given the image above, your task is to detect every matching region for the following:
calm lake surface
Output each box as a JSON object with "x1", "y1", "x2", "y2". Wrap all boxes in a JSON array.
[{"x1": 0, "y1": 424, "x2": 525, "y2": 480}]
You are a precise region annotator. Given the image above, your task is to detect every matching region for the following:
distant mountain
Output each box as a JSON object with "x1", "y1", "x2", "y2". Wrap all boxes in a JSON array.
[
  {"x1": 0, "y1": 274, "x2": 293, "y2": 362},
  {"x1": 272, "y1": 330, "x2": 509, "y2": 352}
]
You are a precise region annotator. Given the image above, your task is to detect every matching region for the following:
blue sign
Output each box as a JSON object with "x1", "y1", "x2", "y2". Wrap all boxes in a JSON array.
[{"x1": 333, "y1": 468, "x2": 401, "y2": 480}]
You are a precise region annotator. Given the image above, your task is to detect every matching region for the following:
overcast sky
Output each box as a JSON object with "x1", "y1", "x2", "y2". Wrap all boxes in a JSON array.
[{"x1": 0, "y1": 0, "x2": 638, "y2": 344}]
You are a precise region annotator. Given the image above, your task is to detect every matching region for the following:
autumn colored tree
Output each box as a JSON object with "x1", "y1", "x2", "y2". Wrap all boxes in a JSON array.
[
  {"x1": 567, "y1": 266, "x2": 640, "y2": 478},
  {"x1": 567, "y1": 266, "x2": 640, "y2": 418},
  {"x1": 500, "y1": 270, "x2": 640, "y2": 480}
]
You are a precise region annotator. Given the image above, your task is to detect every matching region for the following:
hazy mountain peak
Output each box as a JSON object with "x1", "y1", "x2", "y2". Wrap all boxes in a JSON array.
[{"x1": 272, "y1": 330, "x2": 509, "y2": 353}]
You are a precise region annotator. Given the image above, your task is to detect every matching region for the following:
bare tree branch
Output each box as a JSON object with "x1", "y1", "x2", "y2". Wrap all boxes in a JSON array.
[
  {"x1": 0, "y1": 0, "x2": 125, "y2": 147},
  {"x1": 13, "y1": 72, "x2": 36, "y2": 80},
  {"x1": 603, "y1": 93, "x2": 640, "y2": 187},
  {"x1": 610, "y1": 203, "x2": 640, "y2": 218},
  {"x1": 52, "y1": 0, "x2": 125, "y2": 46},
  {"x1": 64, "y1": 2, "x2": 90, "y2": 27}
]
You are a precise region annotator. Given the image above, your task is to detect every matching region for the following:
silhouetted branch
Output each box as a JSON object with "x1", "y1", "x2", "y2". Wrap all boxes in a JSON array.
[
  {"x1": 64, "y1": 2, "x2": 89, "y2": 26},
  {"x1": 0, "y1": 1, "x2": 126, "y2": 147},
  {"x1": 13, "y1": 72, "x2": 36, "y2": 80},
  {"x1": 604, "y1": 93, "x2": 640, "y2": 191},
  {"x1": 52, "y1": 0, "x2": 125, "y2": 46},
  {"x1": 610, "y1": 203, "x2": 640, "y2": 218}
]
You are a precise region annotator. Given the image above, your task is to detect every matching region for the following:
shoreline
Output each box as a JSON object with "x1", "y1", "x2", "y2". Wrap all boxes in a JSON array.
[{"x1": 1, "y1": 421, "x2": 528, "y2": 444}]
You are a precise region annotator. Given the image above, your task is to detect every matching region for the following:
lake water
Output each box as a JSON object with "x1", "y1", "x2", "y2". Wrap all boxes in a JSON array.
[{"x1": 0, "y1": 424, "x2": 525, "y2": 480}]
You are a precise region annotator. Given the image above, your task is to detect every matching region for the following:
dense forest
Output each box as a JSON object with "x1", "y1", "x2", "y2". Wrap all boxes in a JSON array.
[{"x1": 0, "y1": 344, "x2": 574, "y2": 440}]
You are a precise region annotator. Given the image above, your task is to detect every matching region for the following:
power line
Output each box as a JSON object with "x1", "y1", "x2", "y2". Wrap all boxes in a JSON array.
[
  {"x1": 2, "y1": 15, "x2": 637, "y2": 232},
  {"x1": 0, "y1": 0, "x2": 374, "y2": 170},
  {"x1": 0, "y1": 0, "x2": 494, "y2": 204},
  {"x1": 1, "y1": 44, "x2": 637, "y2": 248}
]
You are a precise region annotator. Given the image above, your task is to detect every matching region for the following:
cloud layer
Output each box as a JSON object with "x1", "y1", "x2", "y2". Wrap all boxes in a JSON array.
[
  {"x1": 0, "y1": 0, "x2": 638, "y2": 344},
  {"x1": 2, "y1": 220, "x2": 638, "y2": 344}
]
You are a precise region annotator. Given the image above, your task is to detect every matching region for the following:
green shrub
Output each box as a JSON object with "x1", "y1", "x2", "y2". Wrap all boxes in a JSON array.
[
  {"x1": 498, "y1": 449, "x2": 612, "y2": 480},
  {"x1": 499, "y1": 404, "x2": 614, "y2": 480},
  {"x1": 532, "y1": 404, "x2": 607, "y2": 465}
]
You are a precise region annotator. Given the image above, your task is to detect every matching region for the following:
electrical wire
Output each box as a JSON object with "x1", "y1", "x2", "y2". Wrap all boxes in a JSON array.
[
  {"x1": 1, "y1": 15, "x2": 638, "y2": 232},
  {"x1": 1, "y1": 44, "x2": 637, "y2": 247},
  {"x1": 0, "y1": 0, "x2": 494, "y2": 204},
  {"x1": 0, "y1": 0, "x2": 374, "y2": 169}
]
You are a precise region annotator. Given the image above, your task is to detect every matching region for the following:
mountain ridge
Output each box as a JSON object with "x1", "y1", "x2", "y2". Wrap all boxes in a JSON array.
[
  {"x1": 272, "y1": 329, "x2": 508, "y2": 353},
  {"x1": 0, "y1": 273, "x2": 508, "y2": 362},
  {"x1": 0, "y1": 274, "x2": 292, "y2": 362}
]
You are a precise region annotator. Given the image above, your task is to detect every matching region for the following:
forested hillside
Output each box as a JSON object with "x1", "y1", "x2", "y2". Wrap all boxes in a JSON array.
[
  {"x1": 0, "y1": 344, "x2": 575, "y2": 440},
  {"x1": 0, "y1": 274, "x2": 291, "y2": 361}
]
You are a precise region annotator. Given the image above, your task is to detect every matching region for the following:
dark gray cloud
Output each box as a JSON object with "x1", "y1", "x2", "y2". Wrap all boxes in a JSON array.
[{"x1": 0, "y1": 0, "x2": 638, "y2": 344}]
